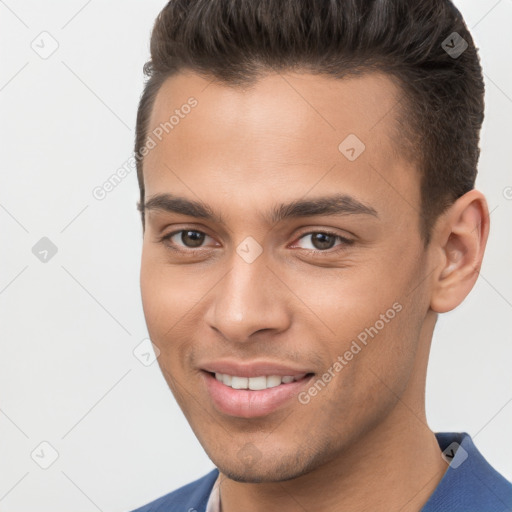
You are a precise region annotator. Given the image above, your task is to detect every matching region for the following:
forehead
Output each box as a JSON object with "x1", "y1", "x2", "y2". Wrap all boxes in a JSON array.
[
  {"x1": 143, "y1": 70, "x2": 419, "y2": 221},
  {"x1": 147, "y1": 69, "x2": 403, "y2": 151}
]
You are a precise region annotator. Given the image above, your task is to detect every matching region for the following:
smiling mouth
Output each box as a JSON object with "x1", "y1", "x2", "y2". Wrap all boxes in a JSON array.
[
  {"x1": 202, "y1": 370, "x2": 316, "y2": 417},
  {"x1": 205, "y1": 371, "x2": 315, "y2": 390}
]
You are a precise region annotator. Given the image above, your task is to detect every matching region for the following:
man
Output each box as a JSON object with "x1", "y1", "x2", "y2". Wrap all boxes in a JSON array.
[{"x1": 130, "y1": 0, "x2": 512, "y2": 510}]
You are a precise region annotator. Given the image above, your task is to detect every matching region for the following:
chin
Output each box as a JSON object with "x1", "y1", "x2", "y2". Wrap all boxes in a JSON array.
[
  {"x1": 219, "y1": 467, "x2": 306, "y2": 484},
  {"x1": 213, "y1": 454, "x2": 315, "y2": 484}
]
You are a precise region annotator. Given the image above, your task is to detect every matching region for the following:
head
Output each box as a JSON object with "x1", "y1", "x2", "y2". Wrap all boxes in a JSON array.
[{"x1": 136, "y1": 0, "x2": 489, "y2": 482}]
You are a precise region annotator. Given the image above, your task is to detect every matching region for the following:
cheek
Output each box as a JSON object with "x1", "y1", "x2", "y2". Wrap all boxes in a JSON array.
[
  {"x1": 140, "y1": 250, "x2": 185, "y2": 342},
  {"x1": 285, "y1": 262, "x2": 402, "y2": 343},
  {"x1": 296, "y1": 309, "x2": 418, "y2": 447},
  {"x1": 140, "y1": 249, "x2": 212, "y2": 376},
  {"x1": 287, "y1": 261, "x2": 420, "y2": 402},
  {"x1": 140, "y1": 263, "x2": 186, "y2": 389}
]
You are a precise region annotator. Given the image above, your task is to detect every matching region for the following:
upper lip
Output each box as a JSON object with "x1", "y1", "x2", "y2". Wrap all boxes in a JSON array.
[{"x1": 200, "y1": 360, "x2": 314, "y2": 378}]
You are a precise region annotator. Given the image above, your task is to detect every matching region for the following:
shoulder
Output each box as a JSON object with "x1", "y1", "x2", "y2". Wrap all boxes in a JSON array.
[
  {"x1": 129, "y1": 468, "x2": 219, "y2": 512},
  {"x1": 422, "y1": 432, "x2": 512, "y2": 511}
]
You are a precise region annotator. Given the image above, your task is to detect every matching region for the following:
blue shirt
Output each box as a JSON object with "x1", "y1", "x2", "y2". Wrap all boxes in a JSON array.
[{"x1": 130, "y1": 432, "x2": 512, "y2": 511}]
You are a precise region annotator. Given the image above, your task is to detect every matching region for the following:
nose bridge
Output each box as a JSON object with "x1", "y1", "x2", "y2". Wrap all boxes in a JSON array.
[{"x1": 207, "y1": 248, "x2": 289, "y2": 341}]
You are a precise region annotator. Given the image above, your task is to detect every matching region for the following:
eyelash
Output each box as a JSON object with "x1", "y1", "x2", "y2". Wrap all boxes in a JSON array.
[{"x1": 157, "y1": 229, "x2": 354, "y2": 256}]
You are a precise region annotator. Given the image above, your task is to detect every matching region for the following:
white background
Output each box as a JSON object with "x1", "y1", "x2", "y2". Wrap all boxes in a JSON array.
[{"x1": 0, "y1": 1, "x2": 511, "y2": 511}]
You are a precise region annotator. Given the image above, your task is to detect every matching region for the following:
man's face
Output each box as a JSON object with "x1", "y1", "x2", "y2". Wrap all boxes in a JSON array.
[{"x1": 140, "y1": 70, "x2": 434, "y2": 482}]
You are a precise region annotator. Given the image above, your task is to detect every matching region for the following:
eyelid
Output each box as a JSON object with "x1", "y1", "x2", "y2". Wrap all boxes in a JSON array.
[{"x1": 293, "y1": 225, "x2": 355, "y2": 240}]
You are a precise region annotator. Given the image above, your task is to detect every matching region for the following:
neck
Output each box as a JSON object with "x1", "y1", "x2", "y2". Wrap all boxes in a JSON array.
[{"x1": 218, "y1": 414, "x2": 447, "y2": 512}]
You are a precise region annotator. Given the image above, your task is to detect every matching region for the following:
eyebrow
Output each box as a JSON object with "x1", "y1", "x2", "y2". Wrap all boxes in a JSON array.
[{"x1": 141, "y1": 192, "x2": 379, "y2": 225}]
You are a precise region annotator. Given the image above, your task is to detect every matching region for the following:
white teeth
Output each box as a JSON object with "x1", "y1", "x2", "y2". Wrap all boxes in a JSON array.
[
  {"x1": 248, "y1": 376, "x2": 267, "y2": 390},
  {"x1": 231, "y1": 376, "x2": 248, "y2": 389},
  {"x1": 214, "y1": 373, "x2": 307, "y2": 390},
  {"x1": 266, "y1": 375, "x2": 282, "y2": 388}
]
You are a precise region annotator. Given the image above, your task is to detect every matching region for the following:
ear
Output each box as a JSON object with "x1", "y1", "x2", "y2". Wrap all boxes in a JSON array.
[{"x1": 430, "y1": 189, "x2": 490, "y2": 313}]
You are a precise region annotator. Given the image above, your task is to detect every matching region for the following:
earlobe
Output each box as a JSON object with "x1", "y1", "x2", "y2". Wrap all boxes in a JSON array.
[{"x1": 430, "y1": 190, "x2": 490, "y2": 313}]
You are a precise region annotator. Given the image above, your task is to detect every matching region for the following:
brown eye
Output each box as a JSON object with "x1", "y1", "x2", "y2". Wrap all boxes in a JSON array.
[
  {"x1": 160, "y1": 229, "x2": 215, "y2": 251},
  {"x1": 309, "y1": 233, "x2": 337, "y2": 250},
  {"x1": 179, "y1": 230, "x2": 205, "y2": 248},
  {"x1": 295, "y1": 231, "x2": 352, "y2": 251}
]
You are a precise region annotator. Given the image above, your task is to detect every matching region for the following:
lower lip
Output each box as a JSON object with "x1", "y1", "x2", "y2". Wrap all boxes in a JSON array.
[{"x1": 202, "y1": 371, "x2": 314, "y2": 418}]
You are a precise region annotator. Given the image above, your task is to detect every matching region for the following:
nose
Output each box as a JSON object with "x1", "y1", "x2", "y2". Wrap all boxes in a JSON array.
[{"x1": 204, "y1": 252, "x2": 291, "y2": 343}]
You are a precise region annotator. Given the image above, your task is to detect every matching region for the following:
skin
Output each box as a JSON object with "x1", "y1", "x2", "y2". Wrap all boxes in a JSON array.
[{"x1": 139, "y1": 70, "x2": 489, "y2": 511}]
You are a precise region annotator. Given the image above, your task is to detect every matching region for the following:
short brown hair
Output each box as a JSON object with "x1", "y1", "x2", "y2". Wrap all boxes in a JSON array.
[{"x1": 135, "y1": 0, "x2": 485, "y2": 245}]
